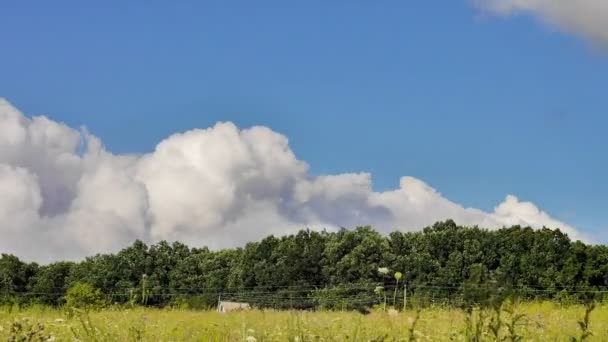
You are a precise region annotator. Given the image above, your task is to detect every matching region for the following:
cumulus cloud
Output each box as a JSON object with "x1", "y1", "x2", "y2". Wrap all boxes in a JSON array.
[
  {"x1": 474, "y1": 0, "x2": 608, "y2": 46},
  {"x1": 0, "y1": 98, "x2": 585, "y2": 262}
]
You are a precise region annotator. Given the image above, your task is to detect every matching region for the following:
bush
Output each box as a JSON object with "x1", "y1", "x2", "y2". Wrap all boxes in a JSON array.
[
  {"x1": 312, "y1": 284, "x2": 378, "y2": 311},
  {"x1": 65, "y1": 282, "x2": 105, "y2": 309},
  {"x1": 170, "y1": 294, "x2": 218, "y2": 310}
]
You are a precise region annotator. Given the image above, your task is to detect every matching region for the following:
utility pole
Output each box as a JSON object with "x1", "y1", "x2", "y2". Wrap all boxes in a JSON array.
[{"x1": 403, "y1": 283, "x2": 407, "y2": 311}]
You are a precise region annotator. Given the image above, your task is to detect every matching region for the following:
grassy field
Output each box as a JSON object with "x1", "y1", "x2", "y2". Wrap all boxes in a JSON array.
[{"x1": 1, "y1": 302, "x2": 607, "y2": 341}]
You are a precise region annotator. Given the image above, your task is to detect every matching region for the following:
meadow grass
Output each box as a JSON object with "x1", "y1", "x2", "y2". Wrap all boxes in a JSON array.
[{"x1": 1, "y1": 302, "x2": 608, "y2": 341}]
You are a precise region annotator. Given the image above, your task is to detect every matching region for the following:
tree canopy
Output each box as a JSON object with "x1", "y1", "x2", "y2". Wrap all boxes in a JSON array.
[{"x1": 2, "y1": 220, "x2": 607, "y2": 309}]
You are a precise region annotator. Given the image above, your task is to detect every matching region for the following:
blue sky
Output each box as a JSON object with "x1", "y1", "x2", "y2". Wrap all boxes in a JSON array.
[{"x1": 1, "y1": 1, "x2": 607, "y2": 243}]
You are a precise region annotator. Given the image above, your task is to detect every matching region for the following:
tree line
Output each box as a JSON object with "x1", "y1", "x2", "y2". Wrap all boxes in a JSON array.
[{"x1": 1, "y1": 220, "x2": 607, "y2": 309}]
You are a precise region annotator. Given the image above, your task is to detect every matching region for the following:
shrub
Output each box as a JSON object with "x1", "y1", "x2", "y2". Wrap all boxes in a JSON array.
[
  {"x1": 65, "y1": 282, "x2": 105, "y2": 309},
  {"x1": 170, "y1": 294, "x2": 217, "y2": 310}
]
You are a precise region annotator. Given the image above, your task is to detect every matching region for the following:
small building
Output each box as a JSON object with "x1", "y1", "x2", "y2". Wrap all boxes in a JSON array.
[{"x1": 217, "y1": 301, "x2": 251, "y2": 313}]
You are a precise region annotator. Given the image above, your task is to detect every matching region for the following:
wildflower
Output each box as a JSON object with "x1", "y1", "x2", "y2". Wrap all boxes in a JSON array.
[
  {"x1": 392, "y1": 271, "x2": 403, "y2": 307},
  {"x1": 378, "y1": 267, "x2": 389, "y2": 275},
  {"x1": 246, "y1": 336, "x2": 257, "y2": 342}
]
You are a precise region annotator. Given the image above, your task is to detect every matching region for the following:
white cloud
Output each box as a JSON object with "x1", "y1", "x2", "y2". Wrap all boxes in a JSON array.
[
  {"x1": 0, "y1": 98, "x2": 586, "y2": 262},
  {"x1": 473, "y1": 0, "x2": 608, "y2": 46}
]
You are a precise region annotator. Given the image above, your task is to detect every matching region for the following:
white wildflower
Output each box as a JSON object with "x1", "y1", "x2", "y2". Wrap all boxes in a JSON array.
[
  {"x1": 377, "y1": 267, "x2": 389, "y2": 275},
  {"x1": 246, "y1": 336, "x2": 257, "y2": 342}
]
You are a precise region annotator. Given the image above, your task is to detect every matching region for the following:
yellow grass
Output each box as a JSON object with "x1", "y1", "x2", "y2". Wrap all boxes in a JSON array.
[{"x1": 1, "y1": 302, "x2": 608, "y2": 341}]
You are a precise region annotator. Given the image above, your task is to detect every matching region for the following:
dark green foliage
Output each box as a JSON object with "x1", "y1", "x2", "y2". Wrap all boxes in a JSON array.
[
  {"x1": 170, "y1": 294, "x2": 218, "y2": 310},
  {"x1": 1, "y1": 220, "x2": 608, "y2": 308},
  {"x1": 311, "y1": 282, "x2": 379, "y2": 310},
  {"x1": 0, "y1": 254, "x2": 38, "y2": 305},
  {"x1": 28, "y1": 261, "x2": 73, "y2": 305}
]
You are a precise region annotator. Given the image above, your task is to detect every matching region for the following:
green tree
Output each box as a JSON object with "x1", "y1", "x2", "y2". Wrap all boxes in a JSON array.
[{"x1": 29, "y1": 261, "x2": 74, "y2": 305}]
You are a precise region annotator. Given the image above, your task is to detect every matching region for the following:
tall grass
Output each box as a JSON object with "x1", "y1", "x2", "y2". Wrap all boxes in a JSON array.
[{"x1": 1, "y1": 302, "x2": 607, "y2": 341}]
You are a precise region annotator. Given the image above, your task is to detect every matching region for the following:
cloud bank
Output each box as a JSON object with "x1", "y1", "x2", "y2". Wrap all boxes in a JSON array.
[
  {"x1": 474, "y1": 0, "x2": 608, "y2": 46},
  {"x1": 0, "y1": 99, "x2": 583, "y2": 262}
]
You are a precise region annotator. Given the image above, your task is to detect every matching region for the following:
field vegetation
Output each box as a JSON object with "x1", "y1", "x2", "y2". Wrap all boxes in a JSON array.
[{"x1": 1, "y1": 301, "x2": 607, "y2": 341}]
